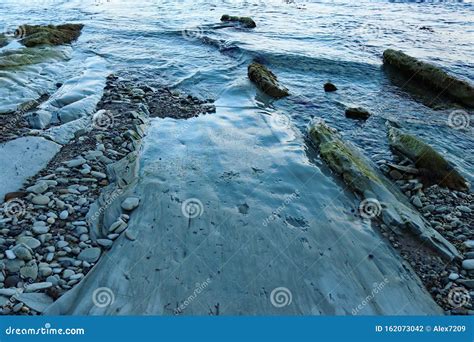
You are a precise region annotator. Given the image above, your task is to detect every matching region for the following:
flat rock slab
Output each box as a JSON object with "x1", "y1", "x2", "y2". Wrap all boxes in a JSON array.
[
  {"x1": 16, "y1": 293, "x2": 53, "y2": 313},
  {"x1": 0, "y1": 136, "x2": 61, "y2": 201}
]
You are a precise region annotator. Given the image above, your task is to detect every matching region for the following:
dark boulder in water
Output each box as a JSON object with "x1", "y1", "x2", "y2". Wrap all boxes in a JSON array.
[
  {"x1": 323, "y1": 82, "x2": 337, "y2": 92},
  {"x1": 387, "y1": 125, "x2": 468, "y2": 191},
  {"x1": 221, "y1": 15, "x2": 256, "y2": 28},
  {"x1": 345, "y1": 107, "x2": 370, "y2": 120},
  {"x1": 248, "y1": 62, "x2": 289, "y2": 98},
  {"x1": 383, "y1": 49, "x2": 474, "y2": 108},
  {"x1": 18, "y1": 24, "x2": 84, "y2": 47}
]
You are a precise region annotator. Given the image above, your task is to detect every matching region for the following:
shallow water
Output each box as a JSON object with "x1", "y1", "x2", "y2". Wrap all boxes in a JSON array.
[{"x1": 1, "y1": 0, "x2": 473, "y2": 314}]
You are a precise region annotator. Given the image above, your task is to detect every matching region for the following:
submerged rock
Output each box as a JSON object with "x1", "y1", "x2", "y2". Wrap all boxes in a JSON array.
[
  {"x1": 19, "y1": 24, "x2": 84, "y2": 48},
  {"x1": 323, "y1": 82, "x2": 337, "y2": 92},
  {"x1": 221, "y1": 15, "x2": 256, "y2": 28},
  {"x1": 248, "y1": 62, "x2": 289, "y2": 98},
  {"x1": 345, "y1": 107, "x2": 371, "y2": 120},
  {"x1": 387, "y1": 126, "x2": 468, "y2": 191},
  {"x1": 383, "y1": 49, "x2": 474, "y2": 107},
  {"x1": 309, "y1": 121, "x2": 459, "y2": 260}
]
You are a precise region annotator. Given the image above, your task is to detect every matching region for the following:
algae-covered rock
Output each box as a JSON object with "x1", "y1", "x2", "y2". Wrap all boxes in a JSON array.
[
  {"x1": 345, "y1": 107, "x2": 371, "y2": 120},
  {"x1": 248, "y1": 62, "x2": 289, "y2": 98},
  {"x1": 309, "y1": 121, "x2": 459, "y2": 261},
  {"x1": 387, "y1": 126, "x2": 468, "y2": 191},
  {"x1": 221, "y1": 15, "x2": 256, "y2": 28},
  {"x1": 383, "y1": 49, "x2": 474, "y2": 108},
  {"x1": 18, "y1": 24, "x2": 84, "y2": 47}
]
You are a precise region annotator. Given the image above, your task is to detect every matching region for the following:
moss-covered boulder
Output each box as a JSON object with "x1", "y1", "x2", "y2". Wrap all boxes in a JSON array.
[
  {"x1": 248, "y1": 62, "x2": 289, "y2": 98},
  {"x1": 387, "y1": 126, "x2": 468, "y2": 191},
  {"x1": 345, "y1": 107, "x2": 370, "y2": 120},
  {"x1": 383, "y1": 49, "x2": 474, "y2": 108},
  {"x1": 221, "y1": 15, "x2": 256, "y2": 28},
  {"x1": 309, "y1": 121, "x2": 459, "y2": 260},
  {"x1": 18, "y1": 24, "x2": 84, "y2": 48}
]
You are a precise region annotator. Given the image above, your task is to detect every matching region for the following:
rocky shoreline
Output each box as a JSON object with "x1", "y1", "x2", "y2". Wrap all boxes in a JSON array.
[{"x1": 0, "y1": 74, "x2": 215, "y2": 314}]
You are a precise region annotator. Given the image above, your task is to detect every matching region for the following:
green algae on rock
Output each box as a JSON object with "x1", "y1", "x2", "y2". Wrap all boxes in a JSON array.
[
  {"x1": 18, "y1": 24, "x2": 84, "y2": 47},
  {"x1": 221, "y1": 14, "x2": 256, "y2": 28},
  {"x1": 248, "y1": 62, "x2": 289, "y2": 98},
  {"x1": 387, "y1": 126, "x2": 468, "y2": 191},
  {"x1": 309, "y1": 121, "x2": 459, "y2": 261},
  {"x1": 383, "y1": 49, "x2": 474, "y2": 108}
]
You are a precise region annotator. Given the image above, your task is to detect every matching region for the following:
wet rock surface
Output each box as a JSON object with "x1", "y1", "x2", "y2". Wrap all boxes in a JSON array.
[{"x1": 19, "y1": 24, "x2": 84, "y2": 48}]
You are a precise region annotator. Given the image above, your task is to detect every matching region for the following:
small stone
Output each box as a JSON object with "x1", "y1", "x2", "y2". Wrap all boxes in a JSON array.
[
  {"x1": 16, "y1": 237, "x2": 41, "y2": 249},
  {"x1": 46, "y1": 217, "x2": 55, "y2": 224},
  {"x1": 32, "y1": 222, "x2": 49, "y2": 234},
  {"x1": 464, "y1": 240, "x2": 474, "y2": 249},
  {"x1": 59, "y1": 210, "x2": 69, "y2": 220},
  {"x1": 64, "y1": 158, "x2": 86, "y2": 168},
  {"x1": 32, "y1": 195, "x2": 50, "y2": 205},
  {"x1": 77, "y1": 247, "x2": 101, "y2": 263},
  {"x1": 323, "y1": 82, "x2": 337, "y2": 92},
  {"x1": 12, "y1": 244, "x2": 33, "y2": 261},
  {"x1": 25, "y1": 282, "x2": 53, "y2": 292},
  {"x1": 411, "y1": 196, "x2": 423, "y2": 208},
  {"x1": 20, "y1": 261, "x2": 38, "y2": 280},
  {"x1": 4, "y1": 275, "x2": 20, "y2": 288},
  {"x1": 389, "y1": 170, "x2": 403, "y2": 180},
  {"x1": 121, "y1": 197, "x2": 140, "y2": 211},
  {"x1": 26, "y1": 181, "x2": 49, "y2": 194},
  {"x1": 462, "y1": 259, "x2": 474, "y2": 270},
  {"x1": 345, "y1": 107, "x2": 371, "y2": 120},
  {"x1": 91, "y1": 171, "x2": 107, "y2": 179},
  {"x1": 458, "y1": 205, "x2": 472, "y2": 213},
  {"x1": 448, "y1": 273, "x2": 460, "y2": 281},
  {"x1": 97, "y1": 239, "x2": 113, "y2": 248},
  {"x1": 125, "y1": 230, "x2": 137, "y2": 241},
  {"x1": 62, "y1": 269, "x2": 75, "y2": 279},
  {"x1": 39, "y1": 266, "x2": 53, "y2": 277}
]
